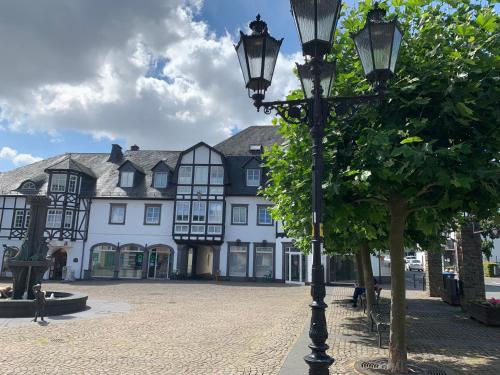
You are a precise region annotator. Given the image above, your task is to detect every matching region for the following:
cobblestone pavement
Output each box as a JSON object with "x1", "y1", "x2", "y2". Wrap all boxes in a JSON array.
[
  {"x1": 0, "y1": 281, "x2": 310, "y2": 375},
  {"x1": 325, "y1": 286, "x2": 500, "y2": 375}
]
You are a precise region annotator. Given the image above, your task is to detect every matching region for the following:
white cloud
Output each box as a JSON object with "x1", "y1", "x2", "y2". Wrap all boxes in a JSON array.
[
  {"x1": 0, "y1": 147, "x2": 42, "y2": 166},
  {"x1": 0, "y1": 0, "x2": 302, "y2": 150}
]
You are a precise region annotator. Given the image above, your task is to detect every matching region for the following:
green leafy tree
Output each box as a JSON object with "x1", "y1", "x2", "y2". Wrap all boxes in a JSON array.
[{"x1": 263, "y1": 0, "x2": 499, "y2": 373}]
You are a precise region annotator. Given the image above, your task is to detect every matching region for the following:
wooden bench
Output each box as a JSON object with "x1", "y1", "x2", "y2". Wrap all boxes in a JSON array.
[
  {"x1": 360, "y1": 286, "x2": 382, "y2": 314},
  {"x1": 369, "y1": 302, "x2": 390, "y2": 348}
]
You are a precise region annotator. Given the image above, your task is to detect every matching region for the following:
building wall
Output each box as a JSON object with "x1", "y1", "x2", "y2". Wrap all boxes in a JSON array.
[
  {"x1": 83, "y1": 199, "x2": 177, "y2": 277},
  {"x1": 222, "y1": 196, "x2": 277, "y2": 278}
]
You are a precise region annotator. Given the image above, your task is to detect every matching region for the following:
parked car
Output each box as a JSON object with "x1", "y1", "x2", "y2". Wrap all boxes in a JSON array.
[
  {"x1": 406, "y1": 259, "x2": 424, "y2": 272},
  {"x1": 404, "y1": 256, "x2": 416, "y2": 263}
]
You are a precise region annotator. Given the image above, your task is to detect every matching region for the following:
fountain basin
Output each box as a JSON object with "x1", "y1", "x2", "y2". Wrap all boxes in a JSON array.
[{"x1": 0, "y1": 291, "x2": 88, "y2": 318}]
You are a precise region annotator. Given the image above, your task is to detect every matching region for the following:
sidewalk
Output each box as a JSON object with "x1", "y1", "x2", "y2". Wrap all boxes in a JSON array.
[{"x1": 280, "y1": 286, "x2": 500, "y2": 375}]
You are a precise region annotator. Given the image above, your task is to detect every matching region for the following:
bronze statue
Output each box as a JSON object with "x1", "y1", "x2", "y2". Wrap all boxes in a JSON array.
[
  {"x1": 32, "y1": 284, "x2": 46, "y2": 322},
  {"x1": 0, "y1": 286, "x2": 12, "y2": 299},
  {"x1": 6, "y1": 196, "x2": 51, "y2": 299}
]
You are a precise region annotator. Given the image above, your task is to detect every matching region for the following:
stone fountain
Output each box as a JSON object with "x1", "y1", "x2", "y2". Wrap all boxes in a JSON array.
[{"x1": 0, "y1": 195, "x2": 87, "y2": 318}]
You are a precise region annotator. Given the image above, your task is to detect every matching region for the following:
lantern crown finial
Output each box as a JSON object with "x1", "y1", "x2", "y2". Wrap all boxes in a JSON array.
[
  {"x1": 250, "y1": 14, "x2": 267, "y2": 35},
  {"x1": 367, "y1": 2, "x2": 386, "y2": 22}
]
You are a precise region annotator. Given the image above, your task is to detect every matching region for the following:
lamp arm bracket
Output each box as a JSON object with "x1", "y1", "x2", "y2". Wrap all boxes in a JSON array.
[
  {"x1": 325, "y1": 92, "x2": 383, "y2": 121},
  {"x1": 255, "y1": 98, "x2": 311, "y2": 125}
]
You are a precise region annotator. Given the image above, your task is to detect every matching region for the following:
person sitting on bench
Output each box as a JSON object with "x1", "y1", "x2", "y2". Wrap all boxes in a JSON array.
[{"x1": 352, "y1": 278, "x2": 379, "y2": 307}]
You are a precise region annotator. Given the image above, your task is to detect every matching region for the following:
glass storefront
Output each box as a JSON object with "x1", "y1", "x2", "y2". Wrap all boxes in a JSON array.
[
  {"x1": 284, "y1": 247, "x2": 307, "y2": 284},
  {"x1": 255, "y1": 246, "x2": 273, "y2": 278},
  {"x1": 148, "y1": 248, "x2": 171, "y2": 279},
  {"x1": 119, "y1": 246, "x2": 144, "y2": 279},
  {"x1": 229, "y1": 245, "x2": 247, "y2": 277},
  {"x1": 91, "y1": 245, "x2": 116, "y2": 278}
]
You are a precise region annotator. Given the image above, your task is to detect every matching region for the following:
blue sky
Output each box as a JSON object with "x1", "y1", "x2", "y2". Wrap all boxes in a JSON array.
[{"x1": 0, "y1": 0, "x2": 315, "y2": 172}]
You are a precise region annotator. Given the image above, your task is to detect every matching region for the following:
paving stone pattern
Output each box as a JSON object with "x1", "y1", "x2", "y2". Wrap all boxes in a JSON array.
[
  {"x1": 0, "y1": 281, "x2": 310, "y2": 375},
  {"x1": 325, "y1": 287, "x2": 500, "y2": 375}
]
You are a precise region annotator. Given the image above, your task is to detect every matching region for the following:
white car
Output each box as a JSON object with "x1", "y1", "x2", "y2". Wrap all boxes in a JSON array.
[
  {"x1": 406, "y1": 259, "x2": 424, "y2": 272},
  {"x1": 404, "y1": 256, "x2": 416, "y2": 263}
]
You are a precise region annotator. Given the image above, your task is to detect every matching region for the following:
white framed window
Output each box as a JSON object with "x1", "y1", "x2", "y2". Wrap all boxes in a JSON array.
[
  {"x1": 13, "y1": 210, "x2": 24, "y2": 228},
  {"x1": 209, "y1": 186, "x2": 224, "y2": 195},
  {"x1": 175, "y1": 201, "x2": 190, "y2": 222},
  {"x1": 145, "y1": 205, "x2": 161, "y2": 225},
  {"x1": 120, "y1": 172, "x2": 134, "y2": 188},
  {"x1": 246, "y1": 169, "x2": 261, "y2": 187},
  {"x1": 46, "y1": 209, "x2": 63, "y2": 228},
  {"x1": 207, "y1": 225, "x2": 222, "y2": 235},
  {"x1": 178, "y1": 166, "x2": 192, "y2": 184},
  {"x1": 231, "y1": 205, "x2": 247, "y2": 225},
  {"x1": 64, "y1": 210, "x2": 73, "y2": 229},
  {"x1": 153, "y1": 172, "x2": 168, "y2": 188},
  {"x1": 210, "y1": 166, "x2": 224, "y2": 185},
  {"x1": 109, "y1": 204, "x2": 126, "y2": 224},
  {"x1": 51, "y1": 174, "x2": 67, "y2": 192},
  {"x1": 174, "y1": 224, "x2": 189, "y2": 234},
  {"x1": 229, "y1": 245, "x2": 247, "y2": 277},
  {"x1": 192, "y1": 201, "x2": 207, "y2": 222},
  {"x1": 257, "y1": 206, "x2": 273, "y2": 226},
  {"x1": 191, "y1": 225, "x2": 205, "y2": 234},
  {"x1": 177, "y1": 186, "x2": 191, "y2": 194},
  {"x1": 68, "y1": 175, "x2": 78, "y2": 193},
  {"x1": 255, "y1": 246, "x2": 274, "y2": 278},
  {"x1": 208, "y1": 202, "x2": 223, "y2": 223},
  {"x1": 24, "y1": 211, "x2": 31, "y2": 228},
  {"x1": 194, "y1": 166, "x2": 209, "y2": 184},
  {"x1": 193, "y1": 186, "x2": 208, "y2": 195}
]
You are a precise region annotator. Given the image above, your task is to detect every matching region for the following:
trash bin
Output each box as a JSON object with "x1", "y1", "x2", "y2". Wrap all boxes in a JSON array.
[{"x1": 442, "y1": 273, "x2": 460, "y2": 305}]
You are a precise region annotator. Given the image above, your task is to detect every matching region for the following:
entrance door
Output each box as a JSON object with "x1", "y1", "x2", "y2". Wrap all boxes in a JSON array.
[
  {"x1": 285, "y1": 248, "x2": 305, "y2": 284},
  {"x1": 50, "y1": 250, "x2": 67, "y2": 280},
  {"x1": 148, "y1": 249, "x2": 170, "y2": 279}
]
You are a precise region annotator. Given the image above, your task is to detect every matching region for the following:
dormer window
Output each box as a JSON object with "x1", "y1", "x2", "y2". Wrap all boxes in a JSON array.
[
  {"x1": 246, "y1": 169, "x2": 261, "y2": 187},
  {"x1": 51, "y1": 174, "x2": 67, "y2": 192},
  {"x1": 120, "y1": 172, "x2": 134, "y2": 188},
  {"x1": 249, "y1": 144, "x2": 262, "y2": 152},
  {"x1": 21, "y1": 181, "x2": 36, "y2": 191},
  {"x1": 153, "y1": 172, "x2": 168, "y2": 189}
]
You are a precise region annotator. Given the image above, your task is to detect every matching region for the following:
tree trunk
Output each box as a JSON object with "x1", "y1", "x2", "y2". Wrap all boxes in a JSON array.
[
  {"x1": 360, "y1": 243, "x2": 375, "y2": 314},
  {"x1": 355, "y1": 251, "x2": 365, "y2": 287},
  {"x1": 388, "y1": 197, "x2": 408, "y2": 374}
]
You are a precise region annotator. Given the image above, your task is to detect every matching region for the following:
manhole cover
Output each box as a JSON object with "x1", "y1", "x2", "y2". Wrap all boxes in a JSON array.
[{"x1": 354, "y1": 358, "x2": 453, "y2": 375}]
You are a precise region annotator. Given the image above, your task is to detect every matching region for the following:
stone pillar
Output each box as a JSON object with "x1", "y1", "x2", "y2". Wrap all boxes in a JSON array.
[
  {"x1": 457, "y1": 223, "x2": 486, "y2": 308},
  {"x1": 425, "y1": 251, "x2": 443, "y2": 297}
]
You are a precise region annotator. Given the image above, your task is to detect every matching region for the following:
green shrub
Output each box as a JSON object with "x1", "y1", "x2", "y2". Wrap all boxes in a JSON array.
[{"x1": 483, "y1": 262, "x2": 497, "y2": 277}]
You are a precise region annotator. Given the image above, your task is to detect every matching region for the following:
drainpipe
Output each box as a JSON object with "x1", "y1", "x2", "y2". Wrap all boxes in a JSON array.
[{"x1": 79, "y1": 239, "x2": 87, "y2": 280}]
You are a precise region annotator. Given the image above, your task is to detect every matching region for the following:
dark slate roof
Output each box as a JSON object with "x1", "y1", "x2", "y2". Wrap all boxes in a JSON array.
[
  {"x1": 45, "y1": 155, "x2": 97, "y2": 178},
  {"x1": 214, "y1": 126, "x2": 282, "y2": 156},
  {"x1": 0, "y1": 126, "x2": 283, "y2": 198}
]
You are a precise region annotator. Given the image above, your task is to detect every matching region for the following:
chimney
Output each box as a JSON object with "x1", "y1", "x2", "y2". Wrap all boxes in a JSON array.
[
  {"x1": 130, "y1": 145, "x2": 140, "y2": 151},
  {"x1": 107, "y1": 144, "x2": 123, "y2": 163}
]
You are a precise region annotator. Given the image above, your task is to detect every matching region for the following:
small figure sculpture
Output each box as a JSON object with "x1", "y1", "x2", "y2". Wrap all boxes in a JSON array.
[
  {"x1": 32, "y1": 284, "x2": 46, "y2": 323},
  {"x1": 0, "y1": 286, "x2": 13, "y2": 299}
]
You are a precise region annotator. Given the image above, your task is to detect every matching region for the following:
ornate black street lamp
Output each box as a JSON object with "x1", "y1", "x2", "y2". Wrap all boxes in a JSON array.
[{"x1": 236, "y1": 2, "x2": 401, "y2": 374}]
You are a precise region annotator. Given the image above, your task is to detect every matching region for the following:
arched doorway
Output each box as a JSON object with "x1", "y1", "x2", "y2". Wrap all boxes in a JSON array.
[
  {"x1": 49, "y1": 249, "x2": 67, "y2": 280},
  {"x1": 118, "y1": 244, "x2": 145, "y2": 279},
  {"x1": 147, "y1": 245, "x2": 173, "y2": 280},
  {"x1": 90, "y1": 244, "x2": 117, "y2": 278}
]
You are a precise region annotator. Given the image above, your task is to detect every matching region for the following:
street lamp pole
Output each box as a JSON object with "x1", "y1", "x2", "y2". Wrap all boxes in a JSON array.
[{"x1": 235, "y1": 2, "x2": 402, "y2": 374}]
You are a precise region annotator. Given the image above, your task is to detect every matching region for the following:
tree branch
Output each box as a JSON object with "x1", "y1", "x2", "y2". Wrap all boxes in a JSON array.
[
  {"x1": 414, "y1": 184, "x2": 437, "y2": 198},
  {"x1": 408, "y1": 204, "x2": 439, "y2": 214}
]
